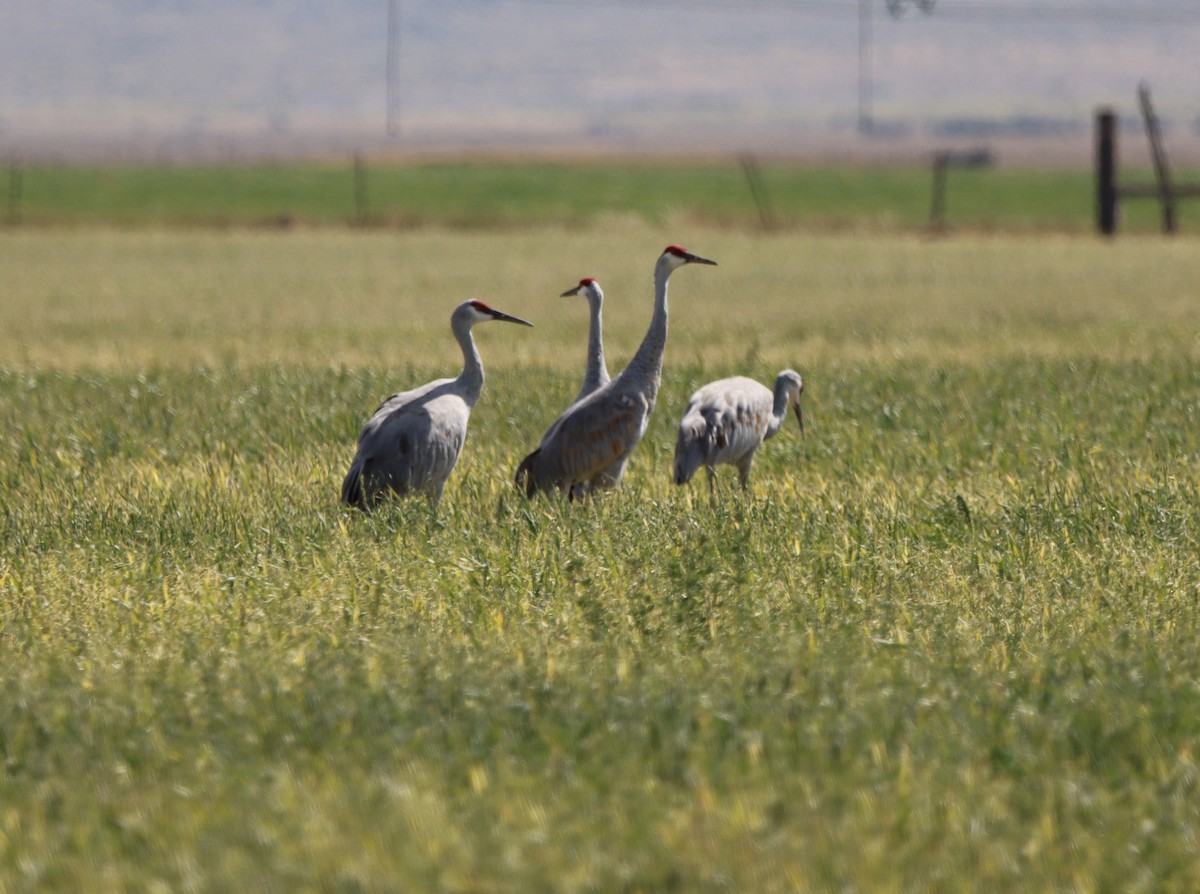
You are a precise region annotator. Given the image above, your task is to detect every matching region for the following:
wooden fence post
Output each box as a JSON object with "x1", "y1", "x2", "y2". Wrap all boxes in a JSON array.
[
  {"x1": 927, "y1": 148, "x2": 991, "y2": 232},
  {"x1": 929, "y1": 151, "x2": 949, "y2": 231},
  {"x1": 1096, "y1": 109, "x2": 1117, "y2": 236},
  {"x1": 1138, "y1": 83, "x2": 1177, "y2": 234},
  {"x1": 353, "y1": 153, "x2": 368, "y2": 226},
  {"x1": 6, "y1": 165, "x2": 21, "y2": 226},
  {"x1": 738, "y1": 153, "x2": 776, "y2": 231}
]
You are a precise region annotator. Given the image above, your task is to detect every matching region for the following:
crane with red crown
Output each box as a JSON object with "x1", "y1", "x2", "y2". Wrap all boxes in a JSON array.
[
  {"x1": 515, "y1": 245, "x2": 717, "y2": 499},
  {"x1": 342, "y1": 299, "x2": 533, "y2": 508}
]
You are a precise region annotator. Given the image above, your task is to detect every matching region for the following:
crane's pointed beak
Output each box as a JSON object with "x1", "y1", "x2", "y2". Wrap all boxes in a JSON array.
[
  {"x1": 490, "y1": 309, "x2": 534, "y2": 327},
  {"x1": 685, "y1": 252, "x2": 718, "y2": 266},
  {"x1": 559, "y1": 286, "x2": 581, "y2": 298},
  {"x1": 794, "y1": 402, "x2": 805, "y2": 437}
]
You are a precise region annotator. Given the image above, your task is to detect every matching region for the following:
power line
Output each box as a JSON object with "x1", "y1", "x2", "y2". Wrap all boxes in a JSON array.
[{"x1": 387, "y1": 0, "x2": 400, "y2": 136}]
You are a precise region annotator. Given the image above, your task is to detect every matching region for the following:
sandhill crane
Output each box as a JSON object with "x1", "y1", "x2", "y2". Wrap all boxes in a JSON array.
[
  {"x1": 562, "y1": 278, "x2": 610, "y2": 404},
  {"x1": 515, "y1": 245, "x2": 717, "y2": 498},
  {"x1": 342, "y1": 299, "x2": 532, "y2": 509},
  {"x1": 556, "y1": 277, "x2": 614, "y2": 500},
  {"x1": 673, "y1": 370, "x2": 804, "y2": 493}
]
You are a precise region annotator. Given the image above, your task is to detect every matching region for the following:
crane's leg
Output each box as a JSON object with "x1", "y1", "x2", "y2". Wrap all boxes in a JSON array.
[
  {"x1": 593, "y1": 456, "x2": 629, "y2": 492},
  {"x1": 705, "y1": 466, "x2": 715, "y2": 498},
  {"x1": 736, "y1": 458, "x2": 753, "y2": 492}
]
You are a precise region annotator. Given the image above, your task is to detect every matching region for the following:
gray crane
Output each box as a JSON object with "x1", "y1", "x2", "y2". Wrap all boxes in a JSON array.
[
  {"x1": 342, "y1": 299, "x2": 532, "y2": 509},
  {"x1": 562, "y1": 277, "x2": 610, "y2": 404},
  {"x1": 515, "y1": 245, "x2": 717, "y2": 498},
  {"x1": 673, "y1": 370, "x2": 805, "y2": 493},
  {"x1": 556, "y1": 277, "x2": 613, "y2": 500}
]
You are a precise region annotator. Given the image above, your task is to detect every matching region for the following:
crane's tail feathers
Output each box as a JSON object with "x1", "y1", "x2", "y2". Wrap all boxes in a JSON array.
[{"x1": 514, "y1": 449, "x2": 541, "y2": 499}]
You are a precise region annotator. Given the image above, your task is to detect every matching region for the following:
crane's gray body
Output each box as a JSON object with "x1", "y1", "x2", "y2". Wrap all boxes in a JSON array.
[
  {"x1": 673, "y1": 370, "x2": 804, "y2": 491},
  {"x1": 342, "y1": 376, "x2": 473, "y2": 505},
  {"x1": 342, "y1": 300, "x2": 531, "y2": 508},
  {"x1": 516, "y1": 247, "x2": 716, "y2": 498}
]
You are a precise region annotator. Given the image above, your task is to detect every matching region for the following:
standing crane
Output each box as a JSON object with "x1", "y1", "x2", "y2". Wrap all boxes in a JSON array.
[
  {"x1": 673, "y1": 370, "x2": 805, "y2": 493},
  {"x1": 515, "y1": 245, "x2": 717, "y2": 498},
  {"x1": 558, "y1": 277, "x2": 613, "y2": 500},
  {"x1": 562, "y1": 278, "x2": 610, "y2": 404},
  {"x1": 342, "y1": 299, "x2": 533, "y2": 509}
]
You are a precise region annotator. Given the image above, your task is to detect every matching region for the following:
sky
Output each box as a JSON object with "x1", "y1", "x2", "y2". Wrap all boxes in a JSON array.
[{"x1": 1, "y1": 0, "x2": 1198, "y2": 162}]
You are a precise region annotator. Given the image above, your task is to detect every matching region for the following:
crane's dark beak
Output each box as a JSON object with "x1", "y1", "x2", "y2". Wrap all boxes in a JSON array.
[
  {"x1": 559, "y1": 285, "x2": 581, "y2": 298},
  {"x1": 685, "y1": 252, "x2": 718, "y2": 266},
  {"x1": 490, "y1": 309, "x2": 534, "y2": 327},
  {"x1": 794, "y1": 401, "x2": 805, "y2": 437}
]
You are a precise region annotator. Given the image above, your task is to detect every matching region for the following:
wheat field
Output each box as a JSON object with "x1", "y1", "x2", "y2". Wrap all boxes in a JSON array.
[{"x1": 2, "y1": 224, "x2": 1199, "y2": 891}]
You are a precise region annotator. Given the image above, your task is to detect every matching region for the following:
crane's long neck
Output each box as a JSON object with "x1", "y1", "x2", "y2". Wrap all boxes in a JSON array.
[
  {"x1": 454, "y1": 320, "x2": 484, "y2": 407},
  {"x1": 618, "y1": 263, "x2": 671, "y2": 401},
  {"x1": 581, "y1": 294, "x2": 608, "y2": 395}
]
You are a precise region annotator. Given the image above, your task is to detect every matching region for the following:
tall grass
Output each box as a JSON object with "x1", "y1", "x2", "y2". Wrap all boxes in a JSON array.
[{"x1": 2, "y1": 226, "x2": 1200, "y2": 891}]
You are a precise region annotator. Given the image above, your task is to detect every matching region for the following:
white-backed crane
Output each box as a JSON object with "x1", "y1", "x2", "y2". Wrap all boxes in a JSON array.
[
  {"x1": 515, "y1": 245, "x2": 717, "y2": 498},
  {"x1": 673, "y1": 370, "x2": 804, "y2": 493},
  {"x1": 342, "y1": 299, "x2": 532, "y2": 509}
]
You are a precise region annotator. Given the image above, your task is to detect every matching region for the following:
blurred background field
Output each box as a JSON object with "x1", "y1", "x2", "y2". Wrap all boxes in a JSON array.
[
  {"x1": 4, "y1": 223, "x2": 1200, "y2": 372},
  {"x1": 4, "y1": 159, "x2": 1198, "y2": 233}
]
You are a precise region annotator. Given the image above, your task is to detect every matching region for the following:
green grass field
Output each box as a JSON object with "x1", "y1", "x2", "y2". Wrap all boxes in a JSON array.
[
  {"x1": 2, "y1": 222, "x2": 1200, "y2": 891},
  {"x1": 6, "y1": 158, "x2": 1197, "y2": 233}
]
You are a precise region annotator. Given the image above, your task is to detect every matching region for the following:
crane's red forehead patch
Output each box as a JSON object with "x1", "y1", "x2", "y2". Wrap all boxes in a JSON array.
[
  {"x1": 469, "y1": 299, "x2": 493, "y2": 313},
  {"x1": 579, "y1": 277, "x2": 597, "y2": 286},
  {"x1": 664, "y1": 245, "x2": 688, "y2": 257}
]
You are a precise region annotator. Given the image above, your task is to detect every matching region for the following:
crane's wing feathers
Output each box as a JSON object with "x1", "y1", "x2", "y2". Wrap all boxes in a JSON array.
[
  {"x1": 680, "y1": 378, "x2": 773, "y2": 466},
  {"x1": 363, "y1": 378, "x2": 454, "y2": 431},
  {"x1": 530, "y1": 389, "x2": 650, "y2": 491},
  {"x1": 348, "y1": 384, "x2": 468, "y2": 500}
]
